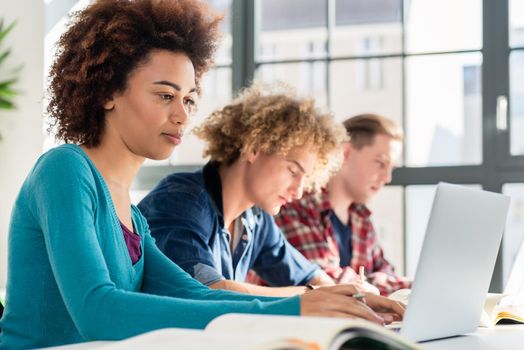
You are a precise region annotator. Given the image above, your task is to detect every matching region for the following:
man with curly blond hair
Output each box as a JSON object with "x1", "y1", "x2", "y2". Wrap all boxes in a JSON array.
[
  {"x1": 140, "y1": 84, "x2": 405, "y2": 319},
  {"x1": 139, "y1": 83, "x2": 344, "y2": 296}
]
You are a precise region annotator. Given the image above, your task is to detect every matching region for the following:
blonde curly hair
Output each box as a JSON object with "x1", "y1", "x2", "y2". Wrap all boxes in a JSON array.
[{"x1": 194, "y1": 82, "x2": 347, "y2": 191}]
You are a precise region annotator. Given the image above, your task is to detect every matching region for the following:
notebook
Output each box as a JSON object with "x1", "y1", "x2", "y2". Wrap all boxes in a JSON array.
[{"x1": 390, "y1": 182, "x2": 510, "y2": 342}]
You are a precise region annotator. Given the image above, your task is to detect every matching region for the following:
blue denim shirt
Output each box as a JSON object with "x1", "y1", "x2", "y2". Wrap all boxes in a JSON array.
[{"x1": 138, "y1": 161, "x2": 318, "y2": 287}]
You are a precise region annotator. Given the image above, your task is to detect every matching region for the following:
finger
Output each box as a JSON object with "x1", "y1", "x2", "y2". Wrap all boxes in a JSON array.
[
  {"x1": 376, "y1": 313, "x2": 396, "y2": 324},
  {"x1": 309, "y1": 311, "x2": 359, "y2": 319},
  {"x1": 377, "y1": 312, "x2": 403, "y2": 322},
  {"x1": 316, "y1": 284, "x2": 359, "y2": 296},
  {"x1": 365, "y1": 294, "x2": 405, "y2": 317},
  {"x1": 324, "y1": 294, "x2": 385, "y2": 324},
  {"x1": 387, "y1": 300, "x2": 405, "y2": 317}
]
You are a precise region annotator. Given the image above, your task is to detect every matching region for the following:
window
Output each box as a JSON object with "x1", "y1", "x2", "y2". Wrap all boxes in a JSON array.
[
  {"x1": 44, "y1": 0, "x2": 233, "y2": 200},
  {"x1": 248, "y1": 0, "x2": 523, "y2": 289},
  {"x1": 44, "y1": 0, "x2": 524, "y2": 291},
  {"x1": 44, "y1": 0, "x2": 233, "y2": 167}
]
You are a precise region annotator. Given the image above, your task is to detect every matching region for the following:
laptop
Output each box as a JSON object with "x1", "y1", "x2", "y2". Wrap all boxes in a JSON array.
[{"x1": 390, "y1": 182, "x2": 510, "y2": 342}]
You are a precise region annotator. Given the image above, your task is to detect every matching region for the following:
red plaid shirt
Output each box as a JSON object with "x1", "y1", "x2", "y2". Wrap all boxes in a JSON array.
[{"x1": 274, "y1": 189, "x2": 411, "y2": 296}]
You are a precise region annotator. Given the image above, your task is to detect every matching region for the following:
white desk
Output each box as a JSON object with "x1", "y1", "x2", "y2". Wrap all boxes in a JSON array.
[
  {"x1": 422, "y1": 325, "x2": 524, "y2": 350},
  {"x1": 44, "y1": 325, "x2": 524, "y2": 350},
  {"x1": 45, "y1": 341, "x2": 109, "y2": 349}
]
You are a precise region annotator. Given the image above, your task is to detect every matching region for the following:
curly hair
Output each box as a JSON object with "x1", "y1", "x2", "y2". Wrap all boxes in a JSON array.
[
  {"x1": 194, "y1": 82, "x2": 347, "y2": 191},
  {"x1": 47, "y1": 0, "x2": 222, "y2": 147}
]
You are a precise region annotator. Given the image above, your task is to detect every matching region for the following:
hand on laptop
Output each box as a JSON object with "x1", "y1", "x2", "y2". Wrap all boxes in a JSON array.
[
  {"x1": 361, "y1": 293, "x2": 405, "y2": 324},
  {"x1": 300, "y1": 284, "x2": 403, "y2": 325}
]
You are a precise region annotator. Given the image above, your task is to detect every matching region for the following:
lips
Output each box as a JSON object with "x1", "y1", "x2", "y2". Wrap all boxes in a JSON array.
[
  {"x1": 161, "y1": 131, "x2": 183, "y2": 145},
  {"x1": 370, "y1": 184, "x2": 384, "y2": 194}
]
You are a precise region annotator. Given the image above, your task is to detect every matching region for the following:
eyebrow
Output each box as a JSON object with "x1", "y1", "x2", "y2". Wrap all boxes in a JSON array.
[
  {"x1": 377, "y1": 154, "x2": 390, "y2": 162},
  {"x1": 286, "y1": 159, "x2": 306, "y2": 174},
  {"x1": 153, "y1": 80, "x2": 196, "y2": 93}
]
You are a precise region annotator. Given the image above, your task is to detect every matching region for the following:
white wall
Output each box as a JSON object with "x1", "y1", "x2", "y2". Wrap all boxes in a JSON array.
[{"x1": 0, "y1": 2, "x2": 44, "y2": 289}]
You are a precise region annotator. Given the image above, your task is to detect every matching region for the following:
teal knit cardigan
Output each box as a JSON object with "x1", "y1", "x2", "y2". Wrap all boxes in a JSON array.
[{"x1": 0, "y1": 145, "x2": 299, "y2": 349}]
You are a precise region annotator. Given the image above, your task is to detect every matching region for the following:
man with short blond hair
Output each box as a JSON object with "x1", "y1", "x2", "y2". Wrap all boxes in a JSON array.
[{"x1": 274, "y1": 114, "x2": 412, "y2": 296}]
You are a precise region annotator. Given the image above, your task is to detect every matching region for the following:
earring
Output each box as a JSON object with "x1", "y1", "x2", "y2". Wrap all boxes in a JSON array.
[{"x1": 103, "y1": 100, "x2": 115, "y2": 111}]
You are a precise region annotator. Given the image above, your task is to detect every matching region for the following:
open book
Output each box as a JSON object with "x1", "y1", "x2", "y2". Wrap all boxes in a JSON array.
[
  {"x1": 101, "y1": 314, "x2": 420, "y2": 350},
  {"x1": 480, "y1": 231, "x2": 524, "y2": 327},
  {"x1": 479, "y1": 293, "x2": 524, "y2": 327},
  {"x1": 388, "y1": 289, "x2": 524, "y2": 328}
]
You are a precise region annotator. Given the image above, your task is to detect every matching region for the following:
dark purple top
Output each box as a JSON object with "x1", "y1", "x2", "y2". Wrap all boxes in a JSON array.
[{"x1": 120, "y1": 221, "x2": 142, "y2": 265}]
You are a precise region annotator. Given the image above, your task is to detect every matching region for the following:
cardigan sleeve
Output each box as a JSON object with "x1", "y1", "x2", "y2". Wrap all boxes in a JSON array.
[{"x1": 30, "y1": 149, "x2": 300, "y2": 341}]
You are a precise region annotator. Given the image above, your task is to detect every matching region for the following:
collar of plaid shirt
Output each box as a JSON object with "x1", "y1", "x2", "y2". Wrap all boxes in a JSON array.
[{"x1": 316, "y1": 188, "x2": 372, "y2": 223}]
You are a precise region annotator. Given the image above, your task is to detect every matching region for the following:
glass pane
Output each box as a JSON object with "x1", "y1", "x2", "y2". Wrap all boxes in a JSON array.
[
  {"x1": 502, "y1": 184, "x2": 524, "y2": 292},
  {"x1": 405, "y1": 0, "x2": 482, "y2": 53},
  {"x1": 209, "y1": 0, "x2": 232, "y2": 65},
  {"x1": 405, "y1": 53, "x2": 482, "y2": 166},
  {"x1": 510, "y1": 51, "x2": 524, "y2": 155},
  {"x1": 367, "y1": 186, "x2": 405, "y2": 274},
  {"x1": 329, "y1": 58, "x2": 402, "y2": 125},
  {"x1": 44, "y1": 1, "x2": 92, "y2": 152},
  {"x1": 256, "y1": 62, "x2": 328, "y2": 108},
  {"x1": 510, "y1": 0, "x2": 524, "y2": 48},
  {"x1": 258, "y1": 0, "x2": 327, "y2": 61},
  {"x1": 332, "y1": 0, "x2": 402, "y2": 57},
  {"x1": 169, "y1": 67, "x2": 232, "y2": 165}
]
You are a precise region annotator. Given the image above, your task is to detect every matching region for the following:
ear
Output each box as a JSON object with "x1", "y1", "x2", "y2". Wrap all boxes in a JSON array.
[
  {"x1": 245, "y1": 147, "x2": 259, "y2": 163},
  {"x1": 342, "y1": 142, "x2": 352, "y2": 161},
  {"x1": 103, "y1": 98, "x2": 115, "y2": 111}
]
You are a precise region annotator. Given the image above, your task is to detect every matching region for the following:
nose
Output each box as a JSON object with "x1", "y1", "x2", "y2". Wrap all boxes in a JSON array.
[
  {"x1": 381, "y1": 166, "x2": 393, "y2": 185},
  {"x1": 169, "y1": 98, "x2": 189, "y2": 126},
  {"x1": 290, "y1": 176, "x2": 305, "y2": 200}
]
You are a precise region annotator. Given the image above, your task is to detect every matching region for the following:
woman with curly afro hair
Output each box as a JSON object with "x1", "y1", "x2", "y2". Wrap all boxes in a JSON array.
[
  {"x1": 0, "y1": 1, "x2": 333, "y2": 348},
  {"x1": 139, "y1": 83, "x2": 404, "y2": 323}
]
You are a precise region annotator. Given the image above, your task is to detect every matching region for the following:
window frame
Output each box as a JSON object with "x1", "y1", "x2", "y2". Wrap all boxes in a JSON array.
[
  {"x1": 47, "y1": 0, "x2": 524, "y2": 292},
  {"x1": 230, "y1": 0, "x2": 524, "y2": 292}
]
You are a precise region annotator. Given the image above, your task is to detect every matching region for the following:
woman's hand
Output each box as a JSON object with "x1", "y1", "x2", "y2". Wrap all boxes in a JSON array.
[{"x1": 299, "y1": 285, "x2": 404, "y2": 325}]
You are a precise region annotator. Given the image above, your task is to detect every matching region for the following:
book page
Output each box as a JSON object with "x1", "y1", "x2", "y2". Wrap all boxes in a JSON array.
[
  {"x1": 494, "y1": 304, "x2": 524, "y2": 324},
  {"x1": 205, "y1": 313, "x2": 419, "y2": 350},
  {"x1": 97, "y1": 328, "x2": 308, "y2": 350},
  {"x1": 479, "y1": 293, "x2": 524, "y2": 326},
  {"x1": 484, "y1": 293, "x2": 507, "y2": 316},
  {"x1": 480, "y1": 293, "x2": 507, "y2": 327}
]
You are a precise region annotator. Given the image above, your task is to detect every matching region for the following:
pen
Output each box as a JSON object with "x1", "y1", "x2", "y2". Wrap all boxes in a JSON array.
[
  {"x1": 353, "y1": 266, "x2": 367, "y2": 304},
  {"x1": 359, "y1": 266, "x2": 366, "y2": 283}
]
